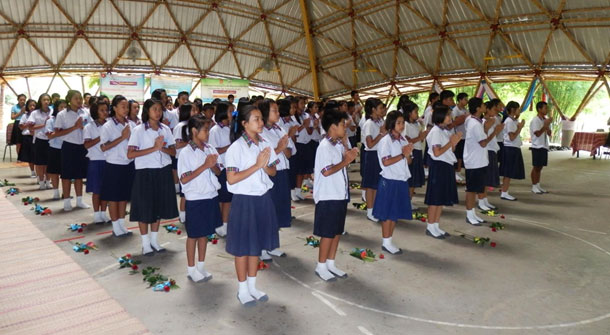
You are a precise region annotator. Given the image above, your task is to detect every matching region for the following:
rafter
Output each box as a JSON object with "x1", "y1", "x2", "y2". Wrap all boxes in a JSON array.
[
  {"x1": 254, "y1": 0, "x2": 286, "y2": 89},
  {"x1": 216, "y1": 10, "x2": 244, "y2": 79},
  {"x1": 299, "y1": 0, "x2": 319, "y2": 99}
]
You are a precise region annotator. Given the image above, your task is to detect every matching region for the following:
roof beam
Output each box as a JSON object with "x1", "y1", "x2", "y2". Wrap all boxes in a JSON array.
[{"x1": 299, "y1": 0, "x2": 320, "y2": 100}]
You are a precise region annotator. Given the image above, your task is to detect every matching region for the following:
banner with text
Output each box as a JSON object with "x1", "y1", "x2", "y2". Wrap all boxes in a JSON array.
[
  {"x1": 200, "y1": 78, "x2": 249, "y2": 103},
  {"x1": 150, "y1": 76, "x2": 193, "y2": 97},
  {"x1": 100, "y1": 74, "x2": 145, "y2": 103}
]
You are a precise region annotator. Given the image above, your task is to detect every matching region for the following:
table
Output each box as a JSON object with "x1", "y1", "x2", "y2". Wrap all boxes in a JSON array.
[{"x1": 571, "y1": 132, "x2": 609, "y2": 158}]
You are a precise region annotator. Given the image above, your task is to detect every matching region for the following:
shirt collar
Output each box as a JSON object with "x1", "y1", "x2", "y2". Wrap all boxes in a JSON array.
[
  {"x1": 282, "y1": 116, "x2": 292, "y2": 123},
  {"x1": 144, "y1": 121, "x2": 161, "y2": 130},
  {"x1": 264, "y1": 123, "x2": 281, "y2": 131},
  {"x1": 325, "y1": 135, "x2": 341, "y2": 146},
  {"x1": 390, "y1": 132, "x2": 405, "y2": 142},
  {"x1": 188, "y1": 140, "x2": 207, "y2": 151},
  {"x1": 242, "y1": 133, "x2": 263, "y2": 147}
]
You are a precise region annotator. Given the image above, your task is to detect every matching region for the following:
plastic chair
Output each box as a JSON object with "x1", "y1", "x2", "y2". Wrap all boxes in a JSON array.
[{"x1": 3, "y1": 123, "x2": 15, "y2": 162}]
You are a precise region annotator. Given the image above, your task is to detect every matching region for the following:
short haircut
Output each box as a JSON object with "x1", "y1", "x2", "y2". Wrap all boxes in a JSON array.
[
  {"x1": 214, "y1": 102, "x2": 230, "y2": 123},
  {"x1": 17, "y1": 94, "x2": 26, "y2": 100},
  {"x1": 506, "y1": 101, "x2": 520, "y2": 114},
  {"x1": 51, "y1": 93, "x2": 60, "y2": 99},
  {"x1": 439, "y1": 90, "x2": 455, "y2": 102},
  {"x1": 456, "y1": 92, "x2": 468, "y2": 102},
  {"x1": 350, "y1": 90, "x2": 358, "y2": 97},
  {"x1": 432, "y1": 104, "x2": 450, "y2": 125},
  {"x1": 347, "y1": 101, "x2": 355, "y2": 108},
  {"x1": 90, "y1": 100, "x2": 108, "y2": 120},
  {"x1": 468, "y1": 97, "x2": 484, "y2": 114},
  {"x1": 428, "y1": 92, "x2": 439, "y2": 102},
  {"x1": 202, "y1": 103, "x2": 214, "y2": 113},
  {"x1": 227, "y1": 94, "x2": 234, "y2": 100},
  {"x1": 403, "y1": 103, "x2": 419, "y2": 123},
  {"x1": 486, "y1": 99, "x2": 501, "y2": 110},
  {"x1": 321, "y1": 109, "x2": 348, "y2": 132},
  {"x1": 151, "y1": 88, "x2": 166, "y2": 101},
  {"x1": 536, "y1": 101, "x2": 547, "y2": 111},
  {"x1": 384, "y1": 110, "x2": 404, "y2": 132}
]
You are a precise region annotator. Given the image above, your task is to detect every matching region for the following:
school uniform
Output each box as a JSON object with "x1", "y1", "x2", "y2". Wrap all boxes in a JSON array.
[
  {"x1": 26, "y1": 109, "x2": 50, "y2": 165},
  {"x1": 224, "y1": 133, "x2": 280, "y2": 256},
  {"x1": 424, "y1": 125, "x2": 458, "y2": 206},
  {"x1": 128, "y1": 122, "x2": 178, "y2": 223},
  {"x1": 172, "y1": 120, "x2": 188, "y2": 196},
  {"x1": 422, "y1": 105, "x2": 434, "y2": 165},
  {"x1": 100, "y1": 117, "x2": 134, "y2": 202},
  {"x1": 361, "y1": 118, "x2": 384, "y2": 189},
  {"x1": 463, "y1": 116, "x2": 489, "y2": 193},
  {"x1": 313, "y1": 137, "x2": 349, "y2": 238},
  {"x1": 10, "y1": 104, "x2": 24, "y2": 146},
  {"x1": 346, "y1": 114, "x2": 358, "y2": 148},
  {"x1": 295, "y1": 112, "x2": 313, "y2": 175},
  {"x1": 529, "y1": 115, "x2": 549, "y2": 167},
  {"x1": 262, "y1": 124, "x2": 296, "y2": 228},
  {"x1": 484, "y1": 117, "x2": 501, "y2": 187},
  {"x1": 279, "y1": 116, "x2": 299, "y2": 189},
  {"x1": 177, "y1": 141, "x2": 223, "y2": 238},
  {"x1": 358, "y1": 116, "x2": 367, "y2": 179},
  {"x1": 84, "y1": 121, "x2": 105, "y2": 194},
  {"x1": 18, "y1": 115, "x2": 34, "y2": 163},
  {"x1": 45, "y1": 116, "x2": 62, "y2": 174},
  {"x1": 452, "y1": 105, "x2": 468, "y2": 161},
  {"x1": 372, "y1": 134, "x2": 412, "y2": 221},
  {"x1": 403, "y1": 122, "x2": 425, "y2": 187},
  {"x1": 54, "y1": 108, "x2": 91, "y2": 180},
  {"x1": 208, "y1": 122, "x2": 233, "y2": 203},
  {"x1": 500, "y1": 117, "x2": 525, "y2": 179},
  {"x1": 496, "y1": 115, "x2": 505, "y2": 164},
  {"x1": 309, "y1": 113, "x2": 323, "y2": 167}
]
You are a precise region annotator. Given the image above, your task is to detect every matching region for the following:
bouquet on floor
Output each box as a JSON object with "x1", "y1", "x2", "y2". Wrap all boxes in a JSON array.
[
  {"x1": 352, "y1": 202, "x2": 367, "y2": 210},
  {"x1": 480, "y1": 209, "x2": 498, "y2": 217},
  {"x1": 349, "y1": 182, "x2": 361, "y2": 189},
  {"x1": 412, "y1": 211, "x2": 428, "y2": 222},
  {"x1": 0, "y1": 179, "x2": 15, "y2": 187},
  {"x1": 32, "y1": 203, "x2": 51, "y2": 215},
  {"x1": 118, "y1": 253, "x2": 141, "y2": 273},
  {"x1": 257, "y1": 260, "x2": 269, "y2": 270},
  {"x1": 301, "y1": 185, "x2": 312, "y2": 193},
  {"x1": 489, "y1": 222, "x2": 505, "y2": 232},
  {"x1": 153, "y1": 280, "x2": 179, "y2": 292},
  {"x1": 455, "y1": 231, "x2": 496, "y2": 247},
  {"x1": 350, "y1": 248, "x2": 377, "y2": 262},
  {"x1": 67, "y1": 223, "x2": 87, "y2": 233},
  {"x1": 5, "y1": 187, "x2": 19, "y2": 196},
  {"x1": 304, "y1": 235, "x2": 320, "y2": 248},
  {"x1": 207, "y1": 234, "x2": 218, "y2": 244},
  {"x1": 72, "y1": 241, "x2": 98, "y2": 254},
  {"x1": 163, "y1": 223, "x2": 181, "y2": 235},
  {"x1": 142, "y1": 267, "x2": 179, "y2": 291},
  {"x1": 22, "y1": 196, "x2": 39, "y2": 205}
]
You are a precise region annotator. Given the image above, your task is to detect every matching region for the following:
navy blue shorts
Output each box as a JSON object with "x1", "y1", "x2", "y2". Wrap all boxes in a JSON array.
[
  {"x1": 531, "y1": 148, "x2": 548, "y2": 167},
  {"x1": 314, "y1": 200, "x2": 348, "y2": 238},
  {"x1": 465, "y1": 167, "x2": 487, "y2": 193}
]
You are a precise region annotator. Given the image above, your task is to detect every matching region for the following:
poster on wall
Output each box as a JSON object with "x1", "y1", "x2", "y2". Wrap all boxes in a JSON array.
[
  {"x1": 100, "y1": 74, "x2": 145, "y2": 103},
  {"x1": 150, "y1": 76, "x2": 193, "y2": 97},
  {"x1": 200, "y1": 78, "x2": 249, "y2": 103}
]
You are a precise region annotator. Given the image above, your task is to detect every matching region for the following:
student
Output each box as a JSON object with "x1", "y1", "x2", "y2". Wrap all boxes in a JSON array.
[
  {"x1": 127, "y1": 100, "x2": 141, "y2": 125},
  {"x1": 100, "y1": 95, "x2": 133, "y2": 236},
  {"x1": 225, "y1": 105, "x2": 280, "y2": 306},
  {"x1": 499, "y1": 102, "x2": 526, "y2": 201},
  {"x1": 373, "y1": 111, "x2": 413, "y2": 255},
  {"x1": 84, "y1": 100, "x2": 110, "y2": 224},
  {"x1": 424, "y1": 105, "x2": 462, "y2": 239},
  {"x1": 530, "y1": 101, "x2": 552, "y2": 194},
  {"x1": 402, "y1": 103, "x2": 427, "y2": 207},
  {"x1": 54, "y1": 90, "x2": 91, "y2": 211},
  {"x1": 202, "y1": 103, "x2": 215, "y2": 121},
  {"x1": 463, "y1": 98, "x2": 503, "y2": 225},
  {"x1": 260, "y1": 99, "x2": 296, "y2": 261},
  {"x1": 26, "y1": 93, "x2": 52, "y2": 190},
  {"x1": 451, "y1": 93, "x2": 469, "y2": 181},
  {"x1": 18, "y1": 99, "x2": 37, "y2": 178},
  {"x1": 293, "y1": 99, "x2": 314, "y2": 200},
  {"x1": 10, "y1": 94, "x2": 27, "y2": 155},
  {"x1": 313, "y1": 109, "x2": 359, "y2": 281},
  {"x1": 178, "y1": 115, "x2": 222, "y2": 282},
  {"x1": 45, "y1": 99, "x2": 65, "y2": 200},
  {"x1": 479, "y1": 100, "x2": 509, "y2": 210},
  {"x1": 152, "y1": 89, "x2": 178, "y2": 130},
  {"x1": 227, "y1": 94, "x2": 235, "y2": 104},
  {"x1": 173, "y1": 103, "x2": 198, "y2": 223},
  {"x1": 422, "y1": 92, "x2": 440, "y2": 173},
  {"x1": 361, "y1": 98, "x2": 387, "y2": 222},
  {"x1": 208, "y1": 102, "x2": 233, "y2": 237},
  {"x1": 304, "y1": 102, "x2": 321, "y2": 189},
  {"x1": 127, "y1": 99, "x2": 179, "y2": 255}
]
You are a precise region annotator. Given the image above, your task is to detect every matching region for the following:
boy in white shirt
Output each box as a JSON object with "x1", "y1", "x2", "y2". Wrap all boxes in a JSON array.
[{"x1": 529, "y1": 101, "x2": 552, "y2": 194}]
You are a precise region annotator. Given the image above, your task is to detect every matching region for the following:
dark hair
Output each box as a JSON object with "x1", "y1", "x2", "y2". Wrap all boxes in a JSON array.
[
  {"x1": 322, "y1": 109, "x2": 348, "y2": 132},
  {"x1": 17, "y1": 93, "x2": 26, "y2": 100},
  {"x1": 350, "y1": 90, "x2": 358, "y2": 98},
  {"x1": 403, "y1": 103, "x2": 419, "y2": 123},
  {"x1": 99, "y1": 95, "x2": 109, "y2": 103},
  {"x1": 456, "y1": 92, "x2": 469, "y2": 102},
  {"x1": 151, "y1": 88, "x2": 166, "y2": 101},
  {"x1": 258, "y1": 98, "x2": 277, "y2": 124},
  {"x1": 384, "y1": 110, "x2": 404, "y2": 132},
  {"x1": 468, "y1": 97, "x2": 484, "y2": 114},
  {"x1": 486, "y1": 99, "x2": 501, "y2": 110},
  {"x1": 202, "y1": 103, "x2": 214, "y2": 114},
  {"x1": 174, "y1": 91, "x2": 189, "y2": 108},
  {"x1": 51, "y1": 93, "x2": 60, "y2": 99},
  {"x1": 90, "y1": 100, "x2": 109, "y2": 121},
  {"x1": 211, "y1": 98, "x2": 222, "y2": 105},
  {"x1": 65, "y1": 90, "x2": 81, "y2": 110},
  {"x1": 52, "y1": 99, "x2": 66, "y2": 117},
  {"x1": 439, "y1": 90, "x2": 455, "y2": 103},
  {"x1": 236, "y1": 97, "x2": 252, "y2": 115},
  {"x1": 536, "y1": 101, "x2": 547, "y2": 111},
  {"x1": 192, "y1": 101, "x2": 202, "y2": 115},
  {"x1": 214, "y1": 101, "x2": 230, "y2": 124},
  {"x1": 432, "y1": 104, "x2": 450, "y2": 125},
  {"x1": 291, "y1": 99, "x2": 302, "y2": 124},
  {"x1": 227, "y1": 94, "x2": 234, "y2": 100},
  {"x1": 84, "y1": 93, "x2": 91, "y2": 98},
  {"x1": 184, "y1": 115, "x2": 212, "y2": 142},
  {"x1": 110, "y1": 95, "x2": 127, "y2": 117},
  {"x1": 193, "y1": 98, "x2": 202, "y2": 105},
  {"x1": 324, "y1": 100, "x2": 339, "y2": 113},
  {"x1": 506, "y1": 101, "x2": 520, "y2": 114},
  {"x1": 127, "y1": 99, "x2": 139, "y2": 120},
  {"x1": 347, "y1": 101, "x2": 355, "y2": 108},
  {"x1": 25, "y1": 99, "x2": 36, "y2": 114},
  {"x1": 230, "y1": 104, "x2": 259, "y2": 142},
  {"x1": 178, "y1": 103, "x2": 193, "y2": 122},
  {"x1": 141, "y1": 99, "x2": 164, "y2": 123},
  {"x1": 277, "y1": 99, "x2": 291, "y2": 118},
  {"x1": 36, "y1": 93, "x2": 51, "y2": 111},
  {"x1": 397, "y1": 95, "x2": 412, "y2": 112},
  {"x1": 428, "y1": 92, "x2": 440, "y2": 102},
  {"x1": 364, "y1": 98, "x2": 383, "y2": 120}
]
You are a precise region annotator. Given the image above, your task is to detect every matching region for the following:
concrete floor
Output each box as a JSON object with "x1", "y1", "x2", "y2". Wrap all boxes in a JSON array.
[{"x1": 1, "y1": 146, "x2": 609, "y2": 335}]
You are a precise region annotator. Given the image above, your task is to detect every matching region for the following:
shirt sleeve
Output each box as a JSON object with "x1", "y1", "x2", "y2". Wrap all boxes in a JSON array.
[
  {"x1": 428, "y1": 128, "x2": 443, "y2": 147},
  {"x1": 83, "y1": 124, "x2": 92, "y2": 140},
  {"x1": 54, "y1": 112, "x2": 64, "y2": 130},
  {"x1": 314, "y1": 144, "x2": 333, "y2": 175},
  {"x1": 177, "y1": 149, "x2": 193, "y2": 181},
  {"x1": 164, "y1": 126, "x2": 176, "y2": 147},
  {"x1": 173, "y1": 124, "x2": 184, "y2": 142},
  {"x1": 127, "y1": 126, "x2": 140, "y2": 149},
  {"x1": 224, "y1": 142, "x2": 240, "y2": 172},
  {"x1": 266, "y1": 141, "x2": 280, "y2": 167},
  {"x1": 208, "y1": 127, "x2": 220, "y2": 148},
  {"x1": 377, "y1": 136, "x2": 392, "y2": 162}
]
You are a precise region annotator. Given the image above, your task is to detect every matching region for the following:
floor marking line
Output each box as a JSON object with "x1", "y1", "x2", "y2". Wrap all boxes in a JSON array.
[
  {"x1": 311, "y1": 291, "x2": 346, "y2": 316},
  {"x1": 576, "y1": 228, "x2": 607, "y2": 235},
  {"x1": 294, "y1": 211, "x2": 315, "y2": 219},
  {"x1": 357, "y1": 326, "x2": 374, "y2": 335},
  {"x1": 91, "y1": 262, "x2": 119, "y2": 277}
]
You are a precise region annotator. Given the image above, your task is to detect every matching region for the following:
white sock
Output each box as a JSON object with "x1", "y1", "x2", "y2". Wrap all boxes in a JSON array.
[
  {"x1": 260, "y1": 249, "x2": 272, "y2": 261},
  {"x1": 187, "y1": 266, "x2": 205, "y2": 282},
  {"x1": 367, "y1": 208, "x2": 373, "y2": 216},
  {"x1": 295, "y1": 188, "x2": 303, "y2": 198},
  {"x1": 247, "y1": 276, "x2": 267, "y2": 300},
  {"x1": 315, "y1": 262, "x2": 335, "y2": 281},
  {"x1": 141, "y1": 234, "x2": 153, "y2": 253},
  {"x1": 101, "y1": 211, "x2": 110, "y2": 221},
  {"x1": 237, "y1": 280, "x2": 255, "y2": 305},
  {"x1": 53, "y1": 189, "x2": 60, "y2": 199},
  {"x1": 290, "y1": 189, "x2": 297, "y2": 199},
  {"x1": 196, "y1": 261, "x2": 211, "y2": 278},
  {"x1": 63, "y1": 198, "x2": 72, "y2": 211},
  {"x1": 478, "y1": 198, "x2": 491, "y2": 210},
  {"x1": 427, "y1": 223, "x2": 442, "y2": 237},
  {"x1": 433, "y1": 223, "x2": 447, "y2": 235},
  {"x1": 466, "y1": 209, "x2": 479, "y2": 224},
  {"x1": 326, "y1": 259, "x2": 346, "y2": 277},
  {"x1": 118, "y1": 218, "x2": 130, "y2": 234},
  {"x1": 472, "y1": 210, "x2": 485, "y2": 223},
  {"x1": 179, "y1": 211, "x2": 186, "y2": 223},
  {"x1": 175, "y1": 183, "x2": 180, "y2": 193},
  {"x1": 484, "y1": 198, "x2": 496, "y2": 209},
  {"x1": 267, "y1": 249, "x2": 285, "y2": 257},
  {"x1": 150, "y1": 231, "x2": 162, "y2": 249},
  {"x1": 93, "y1": 211, "x2": 102, "y2": 223},
  {"x1": 382, "y1": 237, "x2": 400, "y2": 254},
  {"x1": 111, "y1": 220, "x2": 124, "y2": 236},
  {"x1": 361, "y1": 190, "x2": 366, "y2": 201},
  {"x1": 501, "y1": 191, "x2": 515, "y2": 200},
  {"x1": 76, "y1": 196, "x2": 90, "y2": 208},
  {"x1": 38, "y1": 180, "x2": 45, "y2": 189}
]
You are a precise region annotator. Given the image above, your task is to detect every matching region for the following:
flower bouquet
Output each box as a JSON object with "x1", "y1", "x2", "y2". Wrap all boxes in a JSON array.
[
  {"x1": 0, "y1": 179, "x2": 15, "y2": 187},
  {"x1": 207, "y1": 234, "x2": 218, "y2": 244},
  {"x1": 118, "y1": 253, "x2": 141, "y2": 274},
  {"x1": 5, "y1": 187, "x2": 19, "y2": 196},
  {"x1": 480, "y1": 209, "x2": 498, "y2": 217},
  {"x1": 72, "y1": 241, "x2": 98, "y2": 254},
  {"x1": 67, "y1": 223, "x2": 88, "y2": 233},
  {"x1": 349, "y1": 182, "x2": 361, "y2": 190},
  {"x1": 349, "y1": 248, "x2": 377, "y2": 262},
  {"x1": 22, "y1": 196, "x2": 39, "y2": 205},
  {"x1": 153, "y1": 279, "x2": 179, "y2": 292},
  {"x1": 163, "y1": 223, "x2": 181, "y2": 235},
  {"x1": 352, "y1": 202, "x2": 367, "y2": 211},
  {"x1": 32, "y1": 203, "x2": 51, "y2": 215},
  {"x1": 455, "y1": 231, "x2": 496, "y2": 247},
  {"x1": 489, "y1": 222, "x2": 505, "y2": 232},
  {"x1": 301, "y1": 185, "x2": 312, "y2": 193},
  {"x1": 412, "y1": 211, "x2": 428, "y2": 222},
  {"x1": 304, "y1": 235, "x2": 320, "y2": 248}
]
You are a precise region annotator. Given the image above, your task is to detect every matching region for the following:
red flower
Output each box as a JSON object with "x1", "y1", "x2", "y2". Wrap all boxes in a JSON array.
[
  {"x1": 490, "y1": 242, "x2": 497, "y2": 248},
  {"x1": 126, "y1": 253, "x2": 132, "y2": 258},
  {"x1": 131, "y1": 265, "x2": 138, "y2": 270},
  {"x1": 81, "y1": 223, "x2": 87, "y2": 227},
  {"x1": 176, "y1": 230, "x2": 182, "y2": 235},
  {"x1": 491, "y1": 228, "x2": 497, "y2": 232},
  {"x1": 360, "y1": 251, "x2": 367, "y2": 258},
  {"x1": 24, "y1": 203, "x2": 28, "y2": 206},
  {"x1": 421, "y1": 218, "x2": 426, "y2": 223},
  {"x1": 500, "y1": 215, "x2": 505, "y2": 219},
  {"x1": 380, "y1": 254, "x2": 385, "y2": 259},
  {"x1": 212, "y1": 239, "x2": 218, "y2": 245},
  {"x1": 84, "y1": 249, "x2": 90, "y2": 254},
  {"x1": 77, "y1": 228, "x2": 83, "y2": 233},
  {"x1": 163, "y1": 285, "x2": 170, "y2": 292}
]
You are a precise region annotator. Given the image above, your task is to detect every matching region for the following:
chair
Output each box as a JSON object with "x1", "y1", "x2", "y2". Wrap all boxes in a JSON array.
[{"x1": 3, "y1": 123, "x2": 15, "y2": 162}]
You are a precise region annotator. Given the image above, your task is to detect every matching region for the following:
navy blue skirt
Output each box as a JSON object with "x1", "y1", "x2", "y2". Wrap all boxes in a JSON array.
[
  {"x1": 101, "y1": 162, "x2": 134, "y2": 202},
  {"x1": 361, "y1": 150, "x2": 381, "y2": 189},
  {"x1": 314, "y1": 200, "x2": 348, "y2": 238},
  {"x1": 307, "y1": 140, "x2": 319, "y2": 169},
  {"x1": 295, "y1": 142, "x2": 312, "y2": 175},
  {"x1": 372, "y1": 177, "x2": 412, "y2": 222},
  {"x1": 288, "y1": 156, "x2": 298, "y2": 188},
  {"x1": 486, "y1": 151, "x2": 500, "y2": 187},
  {"x1": 424, "y1": 143, "x2": 432, "y2": 166},
  {"x1": 129, "y1": 165, "x2": 178, "y2": 223},
  {"x1": 185, "y1": 197, "x2": 222, "y2": 238},
  {"x1": 171, "y1": 156, "x2": 178, "y2": 170},
  {"x1": 497, "y1": 142, "x2": 504, "y2": 164},
  {"x1": 408, "y1": 149, "x2": 425, "y2": 188},
  {"x1": 500, "y1": 146, "x2": 525, "y2": 179},
  {"x1": 47, "y1": 147, "x2": 62, "y2": 174},
  {"x1": 18, "y1": 135, "x2": 34, "y2": 163},
  {"x1": 226, "y1": 192, "x2": 280, "y2": 256},
  {"x1": 217, "y1": 169, "x2": 233, "y2": 203},
  {"x1": 454, "y1": 139, "x2": 465, "y2": 160},
  {"x1": 359, "y1": 145, "x2": 365, "y2": 178},
  {"x1": 530, "y1": 148, "x2": 548, "y2": 167},
  {"x1": 61, "y1": 142, "x2": 88, "y2": 180},
  {"x1": 424, "y1": 159, "x2": 459, "y2": 206},
  {"x1": 86, "y1": 160, "x2": 104, "y2": 194},
  {"x1": 33, "y1": 139, "x2": 49, "y2": 165},
  {"x1": 270, "y1": 169, "x2": 291, "y2": 228}
]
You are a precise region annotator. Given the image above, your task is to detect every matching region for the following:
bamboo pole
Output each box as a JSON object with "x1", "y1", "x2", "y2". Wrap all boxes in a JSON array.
[
  {"x1": 25, "y1": 77, "x2": 31, "y2": 98},
  {"x1": 538, "y1": 75, "x2": 564, "y2": 119},
  {"x1": 0, "y1": 75, "x2": 18, "y2": 96},
  {"x1": 569, "y1": 75, "x2": 601, "y2": 119},
  {"x1": 45, "y1": 73, "x2": 57, "y2": 94}
]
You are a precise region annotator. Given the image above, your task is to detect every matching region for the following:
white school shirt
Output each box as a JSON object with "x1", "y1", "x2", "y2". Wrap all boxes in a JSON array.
[
  {"x1": 45, "y1": 117, "x2": 63, "y2": 149},
  {"x1": 310, "y1": 114, "x2": 323, "y2": 142},
  {"x1": 26, "y1": 109, "x2": 50, "y2": 141},
  {"x1": 362, "y1": 118, "x2": 384, "y2": 151},
  {"x1": 21, "y1": 114, "x2": 31, "y2": 136},
  {"x1": 208, "y1": 123, "x2": 231, "y2": 169},
  {"x1": 177, "y1": 142, "x2": 221, "y2": 201},
  {"x1": 485, "y1": 118, "x2": 500, "y2": 152},
  {"x1": 279, "y1": 116, "x2": 299, "y2": 140},
  {"x1": 224, "y1": 134, "x2": 280, "y2": 196},
  {"x1": 426, "y1": 125, "x2": 457, "y2": 164},
  {"x1": 100, "y1": 117, "x2": 132, "y2": 165},
  {"x1": 313, "y1": 137, "x2": 348, "y2": 203},
  {"x1": 377, "y1": 133, "x2": 412, "y2": 182},
  {"x1": 128, "y1": 122, "x2": 176, "y2": 170},
  {"x1": 163, "y1": 109, "x2": 179, "y2": 130},
  {"x1": 54, "y1": 108, "x2": 92, "y2": 145},
  {"x1": 452, "y1": 105, "x2": 468, "y2": 137},
  {"x1": 261, "y1": 124, "x2": 296, "y2": 171},
  {"x1": 423, "y1": 105, "x2": 434, "y2": 128},
  {"x1": 503, "y1": 117, "x2": 523, "y2": 148},
  {"x1": 83, "y1": 121, "x2": 105, "y2": 161},
  {"x1": 296, "y1": 112, "x2": 312, "y2": 144},
  {"x1": 403, "y1": 122, "x2": 423, "y2": 150},
  {"x1": 358, "y1": 116, "x2": 367, "y2": 143},
  {"x1": 530, "y1": 116, "x2": 549, "y2": 150},
  {"x1": 464, "y1": 116, "x2": 489, "y2": 169},
  {"x1": 346, "y1": 114, "x2": 356, "y2": 137},
  {"x1": 173, "y1": 121, "x2": 188, "y2": 158},
  {"x1": 495, "y1": 115, "x2": 504, "y2": 142}
]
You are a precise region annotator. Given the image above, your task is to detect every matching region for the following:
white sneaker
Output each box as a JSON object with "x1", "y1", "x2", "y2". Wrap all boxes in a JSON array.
[
  {"x1": 500, "y1": 192, "x2": 516, "y2": 201},
  {"x1": 45, "y1": 180, "x2": 52, "y2": 189},
  {"x1": 532, "y1": 185, "x2": 543, "y2": 194},
  {"x1": 466, "y1": 210, "x2": 481, "y2": 225},
  {"x1": 478, "y1": 200, "x2": 491, "y2": 211},
  {"x1": 215, "y1": 223, "x2": 227, "y2": 237},
  {"x1": 537, "y1": 185, "x2": 548, "y2": 193},
  {"x1": 76, "y1": 201, "x2": 91, "y2": 209},
  {"x1": 295, "y1": 190, "x2": 305, "y2": 200},
  {"x1": 484, "y1": 198, "x2": 497, "y2": 209},
  {"x1": 63, "y1": 199, "x2": 73, "y2": 211},
  {"x1": 187, "y1": 268, "x2": 207, "y2": 282},
  {"x1": 52, "y1": 189, "x2": 60, "y2": 200},
  {"x1": 290, "y1": 189, "x2": 300, "y2": 202},
  {"x1": 260, "y1": 250, "x2": 272, "y2": 262}
]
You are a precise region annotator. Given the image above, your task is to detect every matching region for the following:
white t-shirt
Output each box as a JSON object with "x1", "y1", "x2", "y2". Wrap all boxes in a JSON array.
[
  {"x1": 177, "y1": 142, "x2": 221, "y2": 201},
  {"x1": 486, "y1": 119, "x2": 500, "y2": 152},
  {"x1": 224, "y1": 134, "x2": 279, "y2": 196},
  {"x1": 310, "y1": 113, "x2": 323, "y2": 142},
  {"x1": 163, "y1": 109, "x2": 179, "y2": 130},
  {"x1": 208, "y1": 123, "x2": 231, "y2": 169},
  {"x1": 83, "y1": 121, "x2": 105, "y2": 161},
  {"x1": 346, "y1": 114, "x2": 356, "y2": 137},
  {"x1": 128, "y1": 123, "x2": 175, "y2": 170},
  {"x1": 529, "y1": 116, "x2": 549, "y2": 150},
  {"x1": 173, "y1": 121, "x2": 188, "y2": 158},
  {"x1": 100, "y1": 117, "x2": 132, "y2": 165},
  {"x1": 426, "y1": 125, "x2": 457, "y2": 164},
  {"x1": 423, "y1": 105, "x2": 434, "y2": 129},
  {"x1": 503, "y1": 117, "x2": 522, "y2": 148},
  {"x1": 463, "y1": 116, "x2": 489, "y2": 169},
  {"x1": 495, "y1": 115, "x2": 504, "y2": 142},
  {"x1": 452, "y1": 105, "x2": 468, "y2": 137},
  {"x1": 362, "y1": 118, "x2": 384, "y2": 151},
  {"x1": 26, "y1": 109, "x2": 50, "y2": 141},
  {"x1": 261, "y1": 124, "x2": 296, "y2": 171},
  {"x1": 54, "y1": 108, "x2": 92, "y2": 145},
  {"x1": 313, "y1": 137, "x2": 348, "y2": 203},
  {"x1": 359, "y1": 116, "x2": 367, "y2": 143},
  {"x1": 377, "y1": 134, "x2": 411, "y2": 181},
  {"x1": 296, "y1": 112, "x2": 312, "y2": 144},
  {"x1": 45, "y1": 117, "x2": 63, "y2": 149},
  {"x1": 403, "y1": 122, "x2": 423, "y2": 150}
]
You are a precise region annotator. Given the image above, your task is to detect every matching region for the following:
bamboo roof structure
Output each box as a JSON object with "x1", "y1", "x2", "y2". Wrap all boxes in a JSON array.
[{"x1": 1, "y1": 0, "x2": 610, "y2": 100}]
